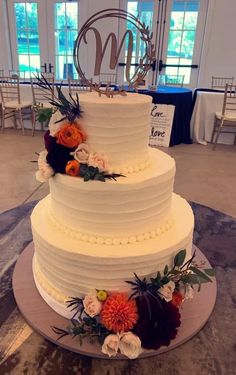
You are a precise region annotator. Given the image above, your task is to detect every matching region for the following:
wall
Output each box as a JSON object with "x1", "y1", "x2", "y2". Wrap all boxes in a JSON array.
[
  {"x1": 0, "y1": 0, "x2": 11, "y2": 73},
  {"x1": 198, "y1": 0, "x2": 236, "y2": 87}
]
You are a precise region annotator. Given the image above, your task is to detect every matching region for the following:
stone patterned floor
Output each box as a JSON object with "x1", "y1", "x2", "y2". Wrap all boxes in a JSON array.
[{"x1": 0, "y1": 201, "x2": 235, "y2": 375}]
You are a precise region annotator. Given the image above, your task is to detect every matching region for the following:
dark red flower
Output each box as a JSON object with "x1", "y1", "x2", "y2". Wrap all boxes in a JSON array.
[
  {"x1": 44, "y1": 130, "x2": 55, "y2": 152},
  {"x1": 133, "y1": 294, "x2": 181, "y2": 350},
  {"x1": 46, "y1": 142, "x2": 75, "y2": 174}
]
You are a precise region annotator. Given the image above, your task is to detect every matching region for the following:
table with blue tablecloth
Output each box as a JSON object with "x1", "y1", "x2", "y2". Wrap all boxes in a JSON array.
[{"x1": 139, "y1": 86, "x2": 193, "y2": 146}]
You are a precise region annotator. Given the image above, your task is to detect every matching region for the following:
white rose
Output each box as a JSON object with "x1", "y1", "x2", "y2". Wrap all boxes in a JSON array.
[
  {"x1": 158, "y1": 280, "x2": 175, "y2": 302},
  {"x1": 88, "y1": 152, "x2": 108, "y2": 172},
  {"x1": 180, "y1": 283, "x2": 194, "y2": 300},
  {"x1": 101, "y1": 334, "x2": 120, "y2": 357},
  {"x1": 83, "y1": 291, "x2": 102, "y2": 318},
  {"x1": 119, "y1": 332, "x2": 142, "y2": 359},
  {"x1": 73, "y1": 143, "x2": 90, "y2": 163},
  {"x1": 36, "y1": 150, "x2": 54, "y2": 182}
]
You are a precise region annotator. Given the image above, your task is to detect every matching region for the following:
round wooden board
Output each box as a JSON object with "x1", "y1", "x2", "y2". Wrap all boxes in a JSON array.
[{"x1": 12, "y1": 243, "x2": 217, "y2": 359}]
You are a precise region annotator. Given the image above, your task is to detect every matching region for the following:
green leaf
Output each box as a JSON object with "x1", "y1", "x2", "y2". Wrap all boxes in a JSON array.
[
  {"x1": 190, "y1": 266, "x2": 212, "y2": 282},
  {"x1": 174, "y1": 250, "x2": 186, "y2": 267},
  {"x1": 164, "y1": 265, "x2": 168, "y2": 275},
  {"x1": 204, "y1": 268, "x2": 216, "y2": 277}
]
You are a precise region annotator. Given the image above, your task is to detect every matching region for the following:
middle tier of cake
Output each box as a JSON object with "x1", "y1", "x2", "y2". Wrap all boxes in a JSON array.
[{"x1": 49, "y1": 148, "x2": 176, "y2": 240}]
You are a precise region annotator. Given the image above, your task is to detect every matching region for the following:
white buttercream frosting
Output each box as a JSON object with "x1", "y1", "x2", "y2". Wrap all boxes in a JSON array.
[
  {"x1": 78, "y1": 92, "x2": 152, "y2": 171},
  {"x1": 31, "y1": 192, "x2": 194, "y2": 302},
  {"x1": 49, "y1": 148, "x2": 175, "y2": 238}
]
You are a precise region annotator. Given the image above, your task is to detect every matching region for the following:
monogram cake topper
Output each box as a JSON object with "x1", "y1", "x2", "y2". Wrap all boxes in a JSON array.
[{"x1": 73, "y1": 8, "x2": 155, "y2": 97}]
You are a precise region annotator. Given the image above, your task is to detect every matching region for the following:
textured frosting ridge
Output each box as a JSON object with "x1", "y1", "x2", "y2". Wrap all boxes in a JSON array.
[
  {"x1": 78, "y1": 92, "x2": 152, "y2": 171},
  {"x1": 31, "y1": 193, "x2": 194, "y2": 301},
  {"x1": 49, "y1": 148, "x2": 176, "y2": 238}
]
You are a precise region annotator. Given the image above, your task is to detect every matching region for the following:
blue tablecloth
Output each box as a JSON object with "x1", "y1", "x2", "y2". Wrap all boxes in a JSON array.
[{"x1": 139, "y1": 86, "x2": 193, "y2": 146}]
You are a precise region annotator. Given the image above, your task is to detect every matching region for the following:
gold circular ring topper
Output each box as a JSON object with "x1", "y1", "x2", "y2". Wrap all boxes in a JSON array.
[{"x1": 73, "y1": 8, "x2": 155, "y2": 97}]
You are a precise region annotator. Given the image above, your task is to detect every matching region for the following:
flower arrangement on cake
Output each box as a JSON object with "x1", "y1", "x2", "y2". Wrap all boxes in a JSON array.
[
  {"x1": 52, "y1": 249, "x2": 215, "y2": 359},
  {"x1": 35, "y1": 75, "x2": 124, "y2": 183}
]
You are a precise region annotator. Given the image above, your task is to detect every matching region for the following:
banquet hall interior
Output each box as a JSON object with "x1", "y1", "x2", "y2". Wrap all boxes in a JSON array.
[{"x1": 0, "y1": 0, "x2": 235, "y2": 374}]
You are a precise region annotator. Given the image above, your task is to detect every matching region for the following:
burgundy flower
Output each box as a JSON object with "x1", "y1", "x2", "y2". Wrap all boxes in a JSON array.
[
  {"x1": 133, "y1": 294, "x2": 181, "y2": 350},
  {"x1": 44, "y1": 130, "x2": 55, "y2": 152},
  {"x1": 46, "y1": 142, "x2": 75, "y2": 174}
]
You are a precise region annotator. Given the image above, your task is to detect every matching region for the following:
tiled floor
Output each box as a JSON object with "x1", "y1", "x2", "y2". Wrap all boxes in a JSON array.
[{"x1": 0, "y1": 128, "x2": 236, "y2": 217}]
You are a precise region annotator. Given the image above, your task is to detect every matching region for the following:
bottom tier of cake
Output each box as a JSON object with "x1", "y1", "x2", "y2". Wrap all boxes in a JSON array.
[{"x1": 31, "y1": 193, "x2": 194, "y2": 318}]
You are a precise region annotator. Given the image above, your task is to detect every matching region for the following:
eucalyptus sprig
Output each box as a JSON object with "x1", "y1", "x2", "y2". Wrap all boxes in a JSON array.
[
  {"x1": 126, "y1": 249, "x2": 215, "y2": 300},
  {"x1": 79, "y1": 164, "x2": 125, "y2": 182},
  {"x1": 52, "y1": 314, "x2": 109, "y2": 345}
]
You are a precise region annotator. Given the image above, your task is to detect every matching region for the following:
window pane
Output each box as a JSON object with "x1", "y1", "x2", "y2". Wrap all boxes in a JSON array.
[
  {"x1": 181, "y1": 30, "x2": 195, "y2": 58},
  {"x1": 17, "y1": 31, "x2": 28, "y2": 54},
  {"x1": 26, "y1": 3, "x2": 38, "y2": 30},
  {"x1": 184, "y1": 12, "x2": 198, "y2": 29},
  {"x1": 55, "y1": 31, "x2": 66, "y2": 54},
  {"x1": 15, "y1": 3, "x2": 26, "y2": 29},
  {"x1": 66, "y1": 3, "x2": 78, "y2": 29},
  {"x1": 55, "y1": 3, "x2": 66, "y2": 29},
  {"x1": 170, "y1": 12, "x2": 184, "y2": 30},
  {"x1": 167, "y1": 31, "x2": 182, "y2": 56},
  {"x1": 67, "y1": 31, "x2": 77, "y2": 54},
  {"x1": 29, "y1": 32, "x2": 40, "y2": 54}
]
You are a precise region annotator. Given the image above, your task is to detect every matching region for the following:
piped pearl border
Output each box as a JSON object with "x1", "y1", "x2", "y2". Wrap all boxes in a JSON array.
[
  {"x1": 48, "y1": 209, "x2": 173, "y2": 246},
  {"x1": 107, "y1": 157, "x2": 151, "y2": 175}
]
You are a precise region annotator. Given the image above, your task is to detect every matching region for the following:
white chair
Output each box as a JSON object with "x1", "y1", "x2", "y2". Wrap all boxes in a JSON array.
[
  {"x1": 31, "y1": 75, "x2": 55, "y2": 135},
  {"x1": 211, "y1": 83, "x2": 236, "y2": 149},
  {"x1": 211, "y1": 76, "x2": 234, "y2": 89},
  {"x1": 0, "y1": 76, "x2": 34, "y2": 134}
]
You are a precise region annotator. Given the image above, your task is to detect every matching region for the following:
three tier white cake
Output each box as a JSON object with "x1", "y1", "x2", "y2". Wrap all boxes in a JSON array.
[{"x1": 31, "y1": 92, "x2": 194, "y2": 318}]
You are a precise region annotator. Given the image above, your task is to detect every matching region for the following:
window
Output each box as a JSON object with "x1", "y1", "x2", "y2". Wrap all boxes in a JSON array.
[
  {"x1": 165, "y1": 0, "x2": 200, "y2": 83},
  {"x1": 126, "y1": 1, "x2": 154, "y2": 80},
  {"x1": 54, "y1": 2, "x2": 78, "y2": 80},
  {"x1": 14, "y1": 2, "x2": 40, "y2": 78},
  {"x1": 8, "y1": 0, "x2": 78, "y2": 80}
]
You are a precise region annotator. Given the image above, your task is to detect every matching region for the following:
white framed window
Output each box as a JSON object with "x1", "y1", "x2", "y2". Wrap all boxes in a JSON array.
[
  {"x1": 120, "y1": 0, "x2": 208, "y2": 87},
  {"x1": 7, "y1": 0, "x2": 79, "y2": 80}
]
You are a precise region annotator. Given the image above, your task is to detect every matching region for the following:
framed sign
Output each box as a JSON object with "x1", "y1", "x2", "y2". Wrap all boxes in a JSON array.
[{"x1": 149, "y1": 104, "x2": 175, "y2": 148}]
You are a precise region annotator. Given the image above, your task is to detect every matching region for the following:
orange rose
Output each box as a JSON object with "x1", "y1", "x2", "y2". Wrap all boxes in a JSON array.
[
  {"x1": 171, "y1": 291, "x2": 184, "y2": 308},
  {"x1": 65, "y1": 160, "x2": 80, "y2": 177},
  {"x1": 56, "y1": 123, "x2": 86, "y2": 148}
]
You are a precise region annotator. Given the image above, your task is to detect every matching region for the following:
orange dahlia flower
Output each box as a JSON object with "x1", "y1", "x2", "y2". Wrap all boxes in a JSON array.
[
  {"x1": 171, "y1": 291, "x2": 184, "y2": 308},
  {"x1": 100, "y1": 293, "x2": 138, "y2": 333},
  {"x1": 56, "y1": 123, "x2": 87, "y2": 148},
  {"x1": 65, "y1": 160, "x2": 80, "y2": 176}
]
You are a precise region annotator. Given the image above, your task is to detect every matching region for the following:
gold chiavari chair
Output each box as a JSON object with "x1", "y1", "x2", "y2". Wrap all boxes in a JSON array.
[
  {"x1": 68, "y1": 77, "x2": 92, "y2": 96},
  {"x1": 0, "y1": 76, "x2": 34, "y2": 134},
  {"x1": 211, "y1": 83, "x2": 236, "y2": 149},
  {"x1": 159, "y1": 74, "x2": 185, "y2": 87},
  {"x1": 99, "y1": 72, "x2": 117, "y2": 85},
  {"x1": 211, "y1": 76, "x2": 234, "y2": 89}
]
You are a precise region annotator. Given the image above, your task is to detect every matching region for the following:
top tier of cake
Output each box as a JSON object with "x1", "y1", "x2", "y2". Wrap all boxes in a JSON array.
[{"x1": 78, "y1": 92, "x2": 152, "y2": 172}]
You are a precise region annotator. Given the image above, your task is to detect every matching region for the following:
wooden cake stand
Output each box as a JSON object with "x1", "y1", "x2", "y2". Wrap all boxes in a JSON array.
[{"x1": 12, "y1": 243, "x2": 217, "y2": 359}]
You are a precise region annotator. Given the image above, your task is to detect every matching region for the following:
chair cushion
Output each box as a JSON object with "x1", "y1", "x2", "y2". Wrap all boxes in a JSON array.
[
  {"x1": 4, "y1": 101, "x2": 32, "y2": 109},
  {"x1": 215, "y1": 111, "x2": 236, "y2": 121}
]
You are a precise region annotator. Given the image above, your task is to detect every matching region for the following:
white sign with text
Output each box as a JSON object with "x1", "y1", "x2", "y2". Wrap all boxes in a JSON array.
[{"x1": 149, "y1": 104, "x2": 175, "y2": 147}]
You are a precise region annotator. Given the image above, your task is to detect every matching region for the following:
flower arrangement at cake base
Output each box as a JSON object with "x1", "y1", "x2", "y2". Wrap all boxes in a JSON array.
[{"x1": 52, "y1": 249, "x2": 215, "y2": 359}]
